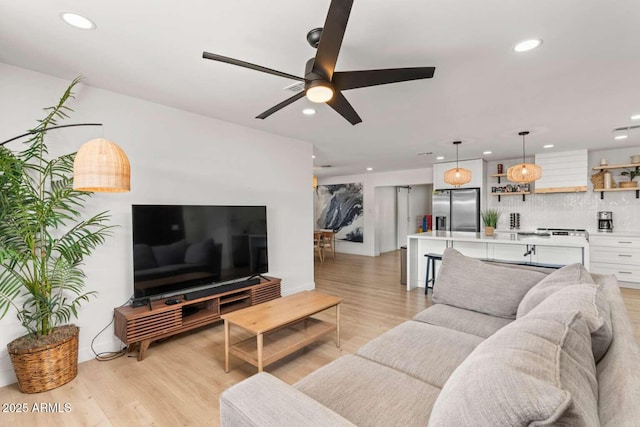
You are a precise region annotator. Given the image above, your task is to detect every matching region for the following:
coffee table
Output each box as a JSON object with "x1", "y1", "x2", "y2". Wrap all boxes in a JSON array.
[{"x1": 221, "y1": 291, "x2": 342, "y2": 372}]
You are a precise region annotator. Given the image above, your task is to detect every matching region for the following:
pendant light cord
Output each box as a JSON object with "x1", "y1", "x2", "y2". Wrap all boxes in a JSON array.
[{"x1": 0, "y1": 123, "x2": 103, "y2": 146}]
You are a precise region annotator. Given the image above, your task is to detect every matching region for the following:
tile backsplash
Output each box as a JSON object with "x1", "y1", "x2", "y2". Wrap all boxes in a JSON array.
[{"x1": 485, "y1": 146, "x2": 640, "y2": 233}]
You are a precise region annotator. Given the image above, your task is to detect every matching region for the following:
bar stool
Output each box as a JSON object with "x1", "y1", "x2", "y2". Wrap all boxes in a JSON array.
[{"x1": 424, "y1": 253, "x2": 443, "y2": 295}]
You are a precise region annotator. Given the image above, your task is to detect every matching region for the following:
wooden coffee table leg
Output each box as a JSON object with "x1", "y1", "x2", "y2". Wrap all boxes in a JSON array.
[
  {"x1": 257, "y1": 333, "x2": 264, "y2": 372},
  {"x1": 224, "y1": 320, "x2": 230, "y2": 373},
  {"x1": 336, "y1": 303, "x2": 341, "y2": 348}
]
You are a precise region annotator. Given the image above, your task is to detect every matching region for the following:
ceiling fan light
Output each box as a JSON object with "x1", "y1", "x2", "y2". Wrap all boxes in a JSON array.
[{"x1": 306, "y1": 83, "x2": 334, "y2": 103}]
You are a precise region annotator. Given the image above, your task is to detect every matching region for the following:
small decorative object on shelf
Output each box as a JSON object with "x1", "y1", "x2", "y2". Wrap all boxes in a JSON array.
[
  {"x1": 497, "y1": 163, "x2": 503, "y2": 174},
  {"x1": 604, "y1": 171, "x2": 614, "y2": 189}
]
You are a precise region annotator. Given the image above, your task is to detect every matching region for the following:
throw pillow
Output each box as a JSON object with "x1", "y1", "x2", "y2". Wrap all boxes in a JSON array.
[
  {"x1": 151, "y1": 239, "x2": 188, "y2": 266},
  {"x1": 184, "y1": 239, "x2": 214, "y2": 264},
  {"x1": 431, "y1": 248, "x2": 547, "y2": 319},
  {"x1": 428, "y1": 310, "x2": 599, "y2": 427},
  {"x1": 527, "y1": 284, "x2": 613, "y2": 362},
  {"x1": 517, "y1": 263, "x2": 595, "y2": 317},
  {"x1": 133, "y1": 244, "x2": 157, "y2": 270}
]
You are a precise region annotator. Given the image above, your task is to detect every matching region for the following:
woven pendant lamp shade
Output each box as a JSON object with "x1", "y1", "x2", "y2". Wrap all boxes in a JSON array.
[
  {"x1": 507, "y1": 163, "x2": 542, "y2": 183},
  {"x1": 73, "y1": 138, "x2": 130, "y2": 192},
  {"x1": 444, "y1": 167, "x2": 472, "y2": 186},
  {"x1": 443, "y1": 140, "x2": 472, "y2": 186},
  {"x1": 507, "y1": 131, "x2": 541, "y2": 184}
]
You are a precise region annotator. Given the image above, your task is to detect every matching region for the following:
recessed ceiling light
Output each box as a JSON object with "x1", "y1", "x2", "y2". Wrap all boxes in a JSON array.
[
  {"x1": 436, "y1": 156, "x2": 445, "y2": 160},
  {"x1": 543, "y1": 144, "x2": 554, "y2": 148},
  {"x1": 482, "y1": 151, "x2": 492, "y2": 155},
  {"x1": 614, "y1": 134, "x2": 628, "y2": 140},
  {"x1": 513, "y1": 39, "x2": 542, "y2": 53},
  {"x1": 60, "y1": 12, "x2": 96, "y2": 30},
  {"x1": 366, "y1": 167, "x2": 373, "y2": 171},
  {"x1": 312, "y1": 155, "x2": 316, "y2": 159},
  {"x1": 302, "y1": 108, "x2": 316, "y2": 116},
  {"x1": 631, "y1": 114, "x2": 640, "y2": 121}
]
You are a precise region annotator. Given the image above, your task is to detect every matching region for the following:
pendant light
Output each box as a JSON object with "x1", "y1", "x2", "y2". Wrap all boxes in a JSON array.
[
  {"x1": 507, "y1": 131, "x2": 542, "y2": 183},
  {"x1": 443, "y1": 141, "x2": 472, "y2": 186},
  {"x1": 73, "y1": 138, "x2": 131, "y2": 192},
  {"x1": 1, "y1": 123, "x2": 131, "y2": 192}
]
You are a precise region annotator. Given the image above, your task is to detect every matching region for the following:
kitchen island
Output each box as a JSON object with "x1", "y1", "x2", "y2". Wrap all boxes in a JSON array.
[{"x1": 406, "y1": 231, "x2": 590, "y2": 291}]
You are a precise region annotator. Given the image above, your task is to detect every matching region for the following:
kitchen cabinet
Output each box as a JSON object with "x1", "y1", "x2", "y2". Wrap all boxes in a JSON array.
[
  {"x1": 406, "y1": 231, "x2": 589, "y2": 290},
  {"x1": 590, "y1": 234, "x2": 640, "y2": 284},
  {"x1": 433, "y1": 159, "x2": 485, "y2": 190},
  {"x1": 487, "y1": 242, "x2": 583, "y2": 266},
  {"x1": 450, "y1": 241, "x2": 487, "y2": 258},
  {"x1": 534, "y1": 150, "x2": 588, "y2": 193}
]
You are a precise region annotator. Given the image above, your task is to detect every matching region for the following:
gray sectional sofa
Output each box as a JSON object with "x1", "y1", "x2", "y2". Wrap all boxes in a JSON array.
[{"x1": 219, "y1": 248, "x2": 640, "y2": 426}]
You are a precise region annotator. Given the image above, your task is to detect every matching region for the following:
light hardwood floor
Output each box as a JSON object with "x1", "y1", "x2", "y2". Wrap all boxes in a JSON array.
[{"x1": 1, "y1": 251, "x2": 639, "y2": 426}]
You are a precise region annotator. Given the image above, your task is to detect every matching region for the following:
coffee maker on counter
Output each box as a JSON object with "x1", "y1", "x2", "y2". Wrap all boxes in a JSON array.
[{"x1": 598, "y1": 211, "x2": 613, "y2": 232}]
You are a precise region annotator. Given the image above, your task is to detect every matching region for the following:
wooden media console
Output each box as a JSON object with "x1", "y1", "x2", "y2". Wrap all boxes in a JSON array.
[{"x1": 114, "y1": 277, "x2": 281, "y2": 360}]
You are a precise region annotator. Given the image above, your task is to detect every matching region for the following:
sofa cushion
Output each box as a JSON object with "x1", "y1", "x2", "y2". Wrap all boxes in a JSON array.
[
  {"x1": 151, "y1": 239, "x2": 188, "y2": 266},
  {"x1": 517, "y1": 263, "x2": 595, "y2": 317},
  {"x1": 133, "y1": 243, "x2": 157, "y2": 270},
  {"x1": 413, "y1": 304, "x2": 512, "y2": 338},
  {"x1": 356, "y1": 320, "x2": 482, "y2": 388},
  {"x1": 428, "y1": 310, "x2": 599, "y2": 427},
  {"x1": 432, "y1": 248, "x2": 547, "y2": 319},
  {"x1": 220, "y1": 372, "x2": 355, "y2": 427},
  {"x1": 592, "y1": 274, "x2": 640, "y2": 426},
  {"x1": 528, "y1": 283, "x2": 613, "y2": 362},
  {"x1": 295, "y1": 355, "x2": 440, "y2": 426}
]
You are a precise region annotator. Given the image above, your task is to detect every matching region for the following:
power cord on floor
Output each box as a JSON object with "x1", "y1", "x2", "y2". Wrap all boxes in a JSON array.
[{"x1": 90, "y1": 295, "x2": 133, "y2": 361}]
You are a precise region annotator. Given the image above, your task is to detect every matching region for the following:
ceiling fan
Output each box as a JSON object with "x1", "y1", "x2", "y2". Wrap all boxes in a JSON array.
[{"x1": 202, "y1": 0, "x2": 435, "y2": 125}]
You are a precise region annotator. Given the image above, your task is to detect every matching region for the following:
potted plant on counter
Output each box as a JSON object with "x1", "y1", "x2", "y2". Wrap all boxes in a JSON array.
[
  {"x1": 0, "y1": 80, "x2": 114, "y2": 393},
  {"x1": 620, "y1": 166, "x2": 640, "y2": 188},
  {"x1": 481, "y1": 209, "x2": 500, "y2": 237}
]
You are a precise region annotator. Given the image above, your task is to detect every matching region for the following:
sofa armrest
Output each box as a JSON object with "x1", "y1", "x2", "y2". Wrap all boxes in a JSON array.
[{"x1": 220, "y1": 372, "x2": 355, "y2": 427}]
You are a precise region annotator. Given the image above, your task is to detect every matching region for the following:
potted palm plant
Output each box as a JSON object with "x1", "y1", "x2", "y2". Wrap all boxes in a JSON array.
[
  {"x1": 481, "y1": 209, "x2": 500, "y2": 236},
  {"x1": 0, "y1": 79, "x2": 113, "y2": 393}
]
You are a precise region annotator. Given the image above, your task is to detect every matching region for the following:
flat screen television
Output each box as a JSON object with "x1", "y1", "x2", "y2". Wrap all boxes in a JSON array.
[{"x1": 132, "y1": 205, "x2": 268, "y2": 299}]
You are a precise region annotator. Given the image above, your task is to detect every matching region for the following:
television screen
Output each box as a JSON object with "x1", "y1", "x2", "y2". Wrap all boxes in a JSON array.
[{"x1": 132, "y1": 205, "x2": 268, "y2": 299}]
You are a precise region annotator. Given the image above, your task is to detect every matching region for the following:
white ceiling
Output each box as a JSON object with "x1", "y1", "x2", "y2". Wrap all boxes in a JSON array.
[{"x1": 1, "y1": 1, "x2": 639, "y2": 177}]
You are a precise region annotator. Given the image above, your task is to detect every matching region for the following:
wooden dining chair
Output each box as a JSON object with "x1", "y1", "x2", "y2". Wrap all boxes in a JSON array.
[
  {"x1": 313, "y1": 231, "x2": 324, "y2": 262},
  {"x1": 320, "y1": 230, "x2": 335, "y2": 260}
]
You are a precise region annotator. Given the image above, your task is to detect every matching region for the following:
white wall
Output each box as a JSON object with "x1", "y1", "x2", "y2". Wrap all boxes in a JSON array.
[
  {"x1": 319, "y1": 168, "x2": 434, "y2": 256},
  {"x1": 409, "y1": 184, "x2": 433, "y2": 233},
  {"x1": 375, "y1": 187, "x2": 397, "y2": 253},
  {"x1": 485, "y1": 147, "x2": 640, "y2": 233},
  {"x1": 0, "y1": 64, "x2": 314, "y2": 387}
]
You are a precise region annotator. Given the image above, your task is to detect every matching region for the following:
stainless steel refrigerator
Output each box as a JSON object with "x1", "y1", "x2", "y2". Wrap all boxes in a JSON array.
[{"x1": 432, "y1": 188, "x2": 481, "y2": 232}]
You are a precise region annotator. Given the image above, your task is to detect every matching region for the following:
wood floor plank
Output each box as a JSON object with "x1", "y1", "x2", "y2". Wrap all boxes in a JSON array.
[{"x1": 1, "y1": 250, "x2": 638, "y2": 426}]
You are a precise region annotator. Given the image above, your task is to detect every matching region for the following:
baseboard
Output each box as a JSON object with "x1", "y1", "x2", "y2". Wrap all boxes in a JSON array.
[{"x1": 281, "y1": 281, "x2": 315, "y2": 296}]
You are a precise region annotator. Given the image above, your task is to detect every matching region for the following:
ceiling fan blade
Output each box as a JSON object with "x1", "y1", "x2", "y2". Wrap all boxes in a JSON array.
[
  {"x1": 312, "y1": 0, "x2": 354, "y2": 80},
  {"x1": 256, "y1": 91, "x2": 306, "y2": 120},
  {"x1": 332, "y1": 67, "x2": 436, "y2": 91},
  {"x1": 326, "y1": 90, "x2": 362, "y2": 125},
  {"x1": 203, "y1": 52, "x2": 304, "y2": 81}
]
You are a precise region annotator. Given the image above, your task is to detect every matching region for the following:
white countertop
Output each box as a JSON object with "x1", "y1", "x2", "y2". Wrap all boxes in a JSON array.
[{"x1": 409, "y1": 231, "x2": 588, "y2": 248}]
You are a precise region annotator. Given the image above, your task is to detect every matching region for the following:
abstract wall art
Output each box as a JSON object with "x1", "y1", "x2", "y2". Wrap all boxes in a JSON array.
[{"x1": 314, "y1": 182, "x2": 364, "y2": 243}]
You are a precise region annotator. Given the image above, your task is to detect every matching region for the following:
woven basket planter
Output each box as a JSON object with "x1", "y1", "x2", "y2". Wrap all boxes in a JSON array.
[
  {"x1": 7, "y1": 325, "x2": 79, "y2": 394},
  {"x1": 619, "y1": 181, "x2": 638, "y2": 188}
]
